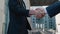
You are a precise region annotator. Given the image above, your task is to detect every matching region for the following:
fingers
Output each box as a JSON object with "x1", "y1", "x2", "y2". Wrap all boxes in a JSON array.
[
  {"x1": 36, "y1": 8, "x2": 45, "y2": 13},
  {"x1": 36, "y1": 13, "x2": 45, "y2": 19},
  {"x1": 29, "y1": 10, "x2": 37, "y2": 15},
  {"x1": 35, "y1": 8, "x2": 46, "y2": 19},
  {"x1": 29, "y1": 7, "x2": 46, "y2": 19}
]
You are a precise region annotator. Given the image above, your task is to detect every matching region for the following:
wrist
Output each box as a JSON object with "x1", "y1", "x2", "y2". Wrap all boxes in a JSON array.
[{"x1": 29, "y1": 10, "x2": 36, "y2": 15}]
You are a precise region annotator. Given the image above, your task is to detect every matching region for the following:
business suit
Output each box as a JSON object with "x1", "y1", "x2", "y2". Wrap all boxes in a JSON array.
[
  {"x1": 46, "y1": 1, "x2": 60, "y2": 17},
  {"x1": 7, "y1": 0, "x2": 31, "y2": 34}
]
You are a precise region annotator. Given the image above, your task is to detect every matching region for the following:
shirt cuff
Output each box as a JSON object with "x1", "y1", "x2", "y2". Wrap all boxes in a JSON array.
[{"x1": 44, "y1": 8, "x2": 47, "y2": 14}]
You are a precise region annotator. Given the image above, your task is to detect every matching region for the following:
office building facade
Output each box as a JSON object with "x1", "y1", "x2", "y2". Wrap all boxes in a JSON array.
[{"x1": 30, "y1": 6, "x2": 56, "y2": 30}]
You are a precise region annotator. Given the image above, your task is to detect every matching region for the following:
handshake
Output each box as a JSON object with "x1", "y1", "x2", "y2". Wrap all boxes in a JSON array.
[{"x1": 29, "y1": 8, "x2": 46, "y2": 19}]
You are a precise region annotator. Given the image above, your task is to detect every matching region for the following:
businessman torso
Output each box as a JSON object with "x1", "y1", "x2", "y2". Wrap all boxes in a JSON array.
[
  {"x1": 46, "y1": 1, "x2": 60, "y2": 17},
  {"x1": 7, "y1": 0, "x2": 31, "y2": 34}
]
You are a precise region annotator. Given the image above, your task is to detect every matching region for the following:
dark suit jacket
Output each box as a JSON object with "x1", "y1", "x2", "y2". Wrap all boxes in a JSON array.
[
  {"x1": 7, "y1": 0, "x2": 31, "y2": 34},
  {"x1": 46, "y1": 1, "x2": 60, "y2": 17}
]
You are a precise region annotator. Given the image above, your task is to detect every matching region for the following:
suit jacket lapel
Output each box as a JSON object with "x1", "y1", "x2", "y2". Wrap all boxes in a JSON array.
[{"x1": 17, "y1": 0, "x2": 26, "y2": 9}]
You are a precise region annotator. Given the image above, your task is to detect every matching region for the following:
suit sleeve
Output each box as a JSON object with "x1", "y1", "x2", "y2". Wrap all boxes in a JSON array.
[
  {"x1": 8, "y1": 1, "x2": 29, "y2": 17},
  {"x1": 46, "y1": 1, "x2": 60, "y2": 17}
]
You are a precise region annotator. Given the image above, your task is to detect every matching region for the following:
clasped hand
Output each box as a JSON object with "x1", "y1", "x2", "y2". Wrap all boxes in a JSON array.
[{"x1": 30, "y1": 8, "x2": 46, "y2": 19}]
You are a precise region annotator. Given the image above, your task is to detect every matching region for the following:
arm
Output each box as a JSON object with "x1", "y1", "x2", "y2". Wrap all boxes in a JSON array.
[
  {"x1": 8, "y1": 0, "x2": 35, "y2": 17},
  {"x1": 35, "y1": 1, "x2": 60, "y2": 18},
  {"x1": 46, "y1": 1, "x2": 60, "y2": 17}
]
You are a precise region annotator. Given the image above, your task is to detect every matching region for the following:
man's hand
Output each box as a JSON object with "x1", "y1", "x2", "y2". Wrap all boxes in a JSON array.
[
  {"x1": 35, "y1": 8, "x2": 46, "y2": 19},
  {"x1": 29, "y1": 10, "x2": 38, "y2": 16},
  {"x1": 29, "y1": 8, "x2": 46, "y2": 19}
]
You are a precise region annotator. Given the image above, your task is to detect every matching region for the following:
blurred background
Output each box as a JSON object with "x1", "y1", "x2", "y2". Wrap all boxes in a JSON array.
[{"x1": 0, "y1": 0, "x2": 60, "y2": 34}]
